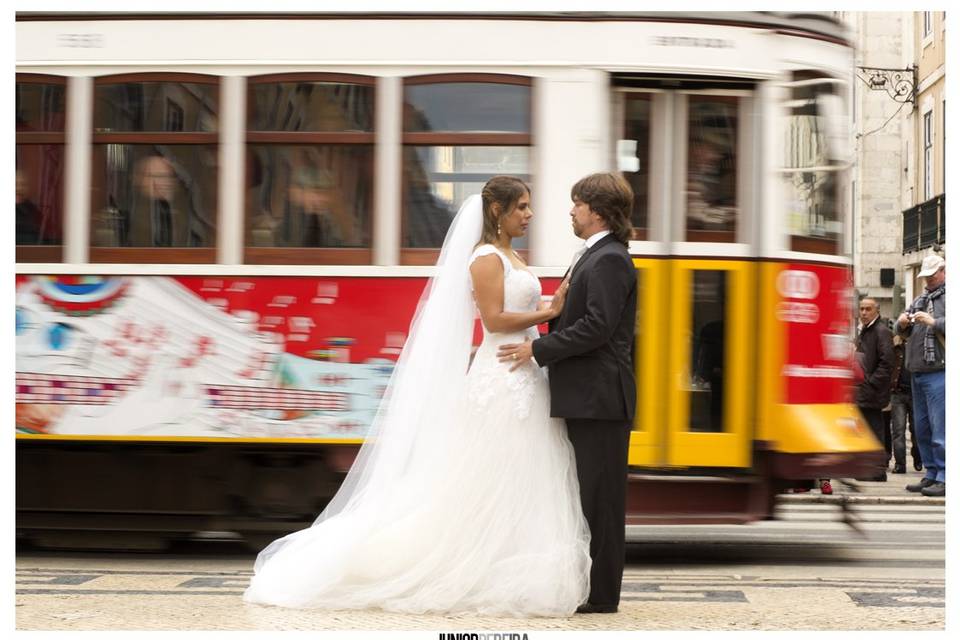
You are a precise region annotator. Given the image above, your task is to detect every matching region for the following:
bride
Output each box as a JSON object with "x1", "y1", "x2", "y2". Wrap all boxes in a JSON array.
[{"x1": 243, "y1": 176, "x2": 591, "y2": 617}]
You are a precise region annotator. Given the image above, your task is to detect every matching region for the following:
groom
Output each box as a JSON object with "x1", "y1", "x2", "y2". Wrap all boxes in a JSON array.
[{"x1": 498, "y1": 172, "x2": 637, "y2": 614}]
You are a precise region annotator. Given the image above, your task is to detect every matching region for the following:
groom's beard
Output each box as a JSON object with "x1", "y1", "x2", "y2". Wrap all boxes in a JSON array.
[{"x1": 572, "y1": 219, "x2": 584, "y2": 238}]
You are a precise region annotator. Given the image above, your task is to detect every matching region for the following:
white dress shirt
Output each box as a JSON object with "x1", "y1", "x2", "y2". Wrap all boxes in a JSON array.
[{"x1": 569, "y1": 229, "x2": 612, "y2": 272}]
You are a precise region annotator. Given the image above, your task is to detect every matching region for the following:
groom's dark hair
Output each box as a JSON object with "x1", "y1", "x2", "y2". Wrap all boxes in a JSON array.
[{"x1": 571, "y1": 173, "x2": 634, "y2": 245}]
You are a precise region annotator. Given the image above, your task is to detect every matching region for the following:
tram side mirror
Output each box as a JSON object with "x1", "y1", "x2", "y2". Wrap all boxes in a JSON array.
[
  {"x1": 616, "y1": 139, "x2": 641, "y2": 173},
  {"x1": 817, "y1": 93, "x2": 851, "y2": 166}
]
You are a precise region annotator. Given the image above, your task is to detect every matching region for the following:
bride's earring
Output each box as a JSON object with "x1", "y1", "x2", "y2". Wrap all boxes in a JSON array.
[{"x1": 497, "y1": 221, "x2": 502, "y2": 237}]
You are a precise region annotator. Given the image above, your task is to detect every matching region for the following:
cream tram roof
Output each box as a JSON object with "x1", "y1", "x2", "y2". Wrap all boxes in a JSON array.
[{"x1": 15, "y1": 11, "x2": 849, "y2": 42}]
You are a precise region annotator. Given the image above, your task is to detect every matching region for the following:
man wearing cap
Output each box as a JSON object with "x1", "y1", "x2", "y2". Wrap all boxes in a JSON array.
[{"x1": 896, "y1": 254, "x2": 946, "y2": 497}]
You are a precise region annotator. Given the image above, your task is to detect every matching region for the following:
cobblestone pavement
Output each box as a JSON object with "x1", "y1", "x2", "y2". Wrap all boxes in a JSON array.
[
  {"x1": 16, "y1": 546, "x2": 944, "y2": 631},
  {"x1": 16, "y1": 471, "x2": 945, "y2": 631}
]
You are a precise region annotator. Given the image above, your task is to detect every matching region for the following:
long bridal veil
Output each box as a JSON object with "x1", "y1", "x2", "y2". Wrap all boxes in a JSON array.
[{"x1": 252, "y1": 194, "x2": 483, "y2": 573}]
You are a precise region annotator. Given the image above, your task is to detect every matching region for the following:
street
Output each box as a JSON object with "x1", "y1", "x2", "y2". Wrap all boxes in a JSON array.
[{"x1": 15, "y1": 472, "x2": 945, "y2": 632}]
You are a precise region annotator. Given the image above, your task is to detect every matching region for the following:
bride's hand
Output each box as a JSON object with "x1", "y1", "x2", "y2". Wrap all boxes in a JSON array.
[{"x1": 545, "y1": 278, "x2": 570, "y2": 319}]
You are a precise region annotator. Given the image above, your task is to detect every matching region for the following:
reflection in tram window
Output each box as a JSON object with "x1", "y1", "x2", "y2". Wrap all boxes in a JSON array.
[
  {"x1": 686, "y1": 96, "x2": 739, "y2": 242},
  {"x1": 247, "y1": 145, "x2": 373, "y2": 248},
  {"x1": 94, "y1": 82, "x2": 218, "y2": 132},
  {"x1": 16, "y1": 146, "x2": 63, "y2": 246},
  {"x1": 91, "y1": 145, "x2": 217, "y2": 248},
  {"x1": 782, "y1": 71, "x2": 848, "y2": 255},
  {"x1": 248, "y1": 82, "x2": 374, "y2": 132},
  {"x1": 92, "y1": 76, "x2": 219, "y2": 256},
  {"x1": 403, "y1": 146, "x2": 530, "y2": 248},
  {"x1": 689, "y1": 271, "x2": 727, "y2": 433},
  {"x1": 621, "y1": 94, "x2": 651, "y2": 239},
  {"x1": 245, "y1": 76, "x2": 375, "y2": 261},
  {"x1": 16, "y1": 81, "x2": 66, "y2": 132},
  {"x1": 16, "y1": 77, "x2": 66, "y2": 256}
]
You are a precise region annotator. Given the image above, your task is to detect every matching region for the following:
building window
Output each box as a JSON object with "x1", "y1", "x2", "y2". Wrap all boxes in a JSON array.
[
  {"x1": 685, "y1": 94, "x2": 740, "y2": 242},
  {"x1": 245, "y1": 74, "x2": 375, "y2": 265},
  {"x1": 16, "y1": 74, "x2": 66, "y2": 262},
  {"x1": 780, "y1": 71, "x2": 849, "y2": 255},
  {"x1": 91, "y1": 74, "x2": 219, "y2": 263},
  {"x1": 923, "y1": 110, "x2": 933, "y2": 200},
  {"x1": 401, "y1": 74, "x2": 532, "y2": 264},
  {"x1": 923, "y1": 11, "x2": 933, "y2": 38}
]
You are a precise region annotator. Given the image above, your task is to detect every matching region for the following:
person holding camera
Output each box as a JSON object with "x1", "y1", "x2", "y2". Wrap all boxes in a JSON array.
[{"x1": 897, "y1": 254, "x2": 946, "y2": 497}]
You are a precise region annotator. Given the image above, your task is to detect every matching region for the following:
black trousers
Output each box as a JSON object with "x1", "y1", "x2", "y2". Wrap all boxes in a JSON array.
[
  {"x1": 881, "y1": 409, "x2": 893, "y2": 461},
  {"x1": 859, "y1": 407, "x2": 888, "y2": 476},
  {"x1": 565, "y1": 418, "x2": 631, "y2": 607}
]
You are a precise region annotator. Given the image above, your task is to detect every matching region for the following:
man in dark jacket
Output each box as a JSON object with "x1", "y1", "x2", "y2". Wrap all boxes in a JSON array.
[
  {"x1": 889, "y1": 334, "x2": 920, "y2": 474},
  {"x1": 856, "y1": 297, "x2": 894, "y2": 482}
]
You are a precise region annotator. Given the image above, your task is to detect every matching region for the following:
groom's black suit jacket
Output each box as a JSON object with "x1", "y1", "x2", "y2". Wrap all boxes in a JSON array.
[{"x1": 531, "y1": 234, "x2": 637, "y2": 421}]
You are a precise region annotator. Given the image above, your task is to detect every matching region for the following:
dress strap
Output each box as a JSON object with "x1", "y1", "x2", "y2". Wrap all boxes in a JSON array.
[{"x1": 468, "y1": 244, "x2": 512, "y2": 272}]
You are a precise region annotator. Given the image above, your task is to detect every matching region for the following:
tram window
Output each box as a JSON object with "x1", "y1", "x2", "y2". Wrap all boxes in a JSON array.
[
  {"x1": 620, "y1": 94, "x2": 651, "y2": 240},
  {"x1": 91, "y1": 75, "x2": 219, "y2": 263},
  {"x1": 16, "y1": 80, "x2": 66, "y2": 132},
  {"x1": 249, "y1": 81, "x2": 373, "y2": 132},
  {"x1": 16, "y1": 75, "x2": 66, "y2": 262},
  {"x1": 685, "y1": 95, "x2": 739, "y2": 243},
  {"x1": 402, "y1": 146, "x2": 530, "y2": 250},
  {"x1": 245, "y1": 75, "x2": 375, "y2": 264},
  {"x1": 404, "y1": 83, "x2": 530, "y2": 133},
  {"x1": 689, "y1": 270, "x2": 727, "y2": 433},
  {"x1": 247, "y1": 145, "x2": 373, "y2": 250},
  {"x1": 782, "y1": 72, "x2": 847, "y2": 255},
  {"x1": 94, "y1": 82, "x2": 218, "y2": 132},
  {"x1": 402, "y1": 75, "x2": 531, "y2": 262},
  {"x1": 91, "y1": 145, "x2": 218, "y2": 250}
]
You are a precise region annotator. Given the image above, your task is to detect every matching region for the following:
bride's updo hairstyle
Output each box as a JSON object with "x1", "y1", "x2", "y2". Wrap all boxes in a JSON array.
[{"x1": 479, "y1": 175, "x2": 529, "y2": 245}]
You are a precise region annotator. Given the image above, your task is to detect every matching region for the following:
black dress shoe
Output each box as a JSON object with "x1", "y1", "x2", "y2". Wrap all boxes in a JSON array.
[
  {"x1": 920, "y1": 482, "x2": 945, "y2": 497},
  {"x1": 907, "y1": 477, "x2": 936, "y2": 492},
  {"x1": 576, "y1": 603, "x2": 619, "y2": 614},
  {"x1": 892, "y1": 464, "x2": 906, "y2": 474},
  {"x1": 872, "y1": 472, "x2": 887, "y2": 482},
  {"x1": 914, "y1": 460, "x2": 924, "y2": 471}
]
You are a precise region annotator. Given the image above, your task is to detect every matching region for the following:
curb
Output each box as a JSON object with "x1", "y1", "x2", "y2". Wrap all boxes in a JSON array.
[{"x1": 778, "y1": 494, "x2": 945, "y2": 506}]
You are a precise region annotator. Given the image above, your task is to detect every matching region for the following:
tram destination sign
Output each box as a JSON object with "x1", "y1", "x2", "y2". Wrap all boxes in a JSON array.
[{"x1": 650, "y1": 36, "x2": 734, "y2": 49}]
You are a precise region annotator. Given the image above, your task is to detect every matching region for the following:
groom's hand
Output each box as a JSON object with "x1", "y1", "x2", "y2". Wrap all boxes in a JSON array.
[{"x1": 497, "y1": 338, "x2": 534, "y2": 372}]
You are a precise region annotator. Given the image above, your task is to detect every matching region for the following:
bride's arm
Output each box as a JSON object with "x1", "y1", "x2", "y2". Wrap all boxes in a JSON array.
[{"x1": 469, "y1": 254, "x2": 565, "y2": 333}]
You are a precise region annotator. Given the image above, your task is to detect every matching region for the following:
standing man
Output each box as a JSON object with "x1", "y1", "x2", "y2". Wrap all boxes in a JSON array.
[
  {"x1": 897, "y1": 254, "x2": 946, "y2": 497},
  {"x1": 855, "y1": 297, "x2": 894, "y2": 482},
  {"x1": 888, "y1": 334, "x2": 917, "y2": 474},
  {"x1": 498, "y1": 172, "x2": 637, "y2": 614}
]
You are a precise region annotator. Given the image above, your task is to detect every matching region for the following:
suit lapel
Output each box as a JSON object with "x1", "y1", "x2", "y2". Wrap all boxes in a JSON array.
[
  {"x1": 555, "y1": 234, "x2": 618, "y2": 331},
  {"x1": 569, "y1": 233, "x2": 617, "y2": 280}
]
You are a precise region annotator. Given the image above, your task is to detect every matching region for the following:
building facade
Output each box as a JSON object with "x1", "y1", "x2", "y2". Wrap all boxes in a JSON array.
[
  {"x1": 842, "y1": 11, "x2": 908, "y2": 319},
  {"x1": 900, "y1": 10, "x2": 946, "y2": 310}
]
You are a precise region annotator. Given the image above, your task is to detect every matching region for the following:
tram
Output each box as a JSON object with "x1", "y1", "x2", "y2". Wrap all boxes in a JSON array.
[{"x1": 15, "y1": 12, "x2": 883, "y2": 549}]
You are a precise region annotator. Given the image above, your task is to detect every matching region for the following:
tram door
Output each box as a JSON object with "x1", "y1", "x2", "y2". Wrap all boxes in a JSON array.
[
  {"x1": 629, "y1": 260, "x2": 755, "y2": 470},
  {"x1": 622, "y1": 84, "x2": 757, "y2": 472}
]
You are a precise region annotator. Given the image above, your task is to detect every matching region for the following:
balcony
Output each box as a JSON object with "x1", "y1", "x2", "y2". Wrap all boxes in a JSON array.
[{"x1": 902, "y1": 194, "x2": 945, "y2": 253}]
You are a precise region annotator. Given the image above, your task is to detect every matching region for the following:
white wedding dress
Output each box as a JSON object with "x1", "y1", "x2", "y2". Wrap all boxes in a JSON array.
[{"x1": 243, "y1": 201, "x2": 591, "y2": 617}]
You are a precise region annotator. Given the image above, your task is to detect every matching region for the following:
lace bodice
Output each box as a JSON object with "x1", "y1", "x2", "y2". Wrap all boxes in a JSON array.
[
  {"x1": 468, "y1": 244, "x2": 542, "y2": 317},
  {"x1": 467, "y1": 244, "x2": 545, "y2": 420}
]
